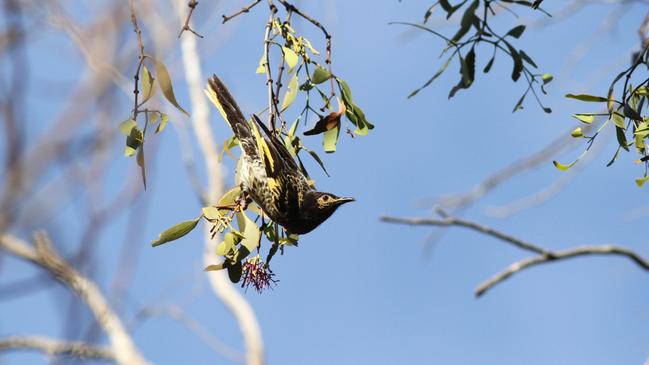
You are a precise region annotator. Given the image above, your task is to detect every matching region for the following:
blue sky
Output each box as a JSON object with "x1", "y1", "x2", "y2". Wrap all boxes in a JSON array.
[{"x1": 2, "y1": 1, "x2": 649, "y2": 364}]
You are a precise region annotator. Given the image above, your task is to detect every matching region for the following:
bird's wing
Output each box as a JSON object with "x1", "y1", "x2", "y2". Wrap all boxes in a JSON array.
[{"x1": 251, "y1": 114, "x2": 300, "y2": 177}]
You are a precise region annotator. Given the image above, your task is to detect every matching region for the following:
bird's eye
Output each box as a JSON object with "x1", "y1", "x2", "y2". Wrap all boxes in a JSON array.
[{"x1": 322, "y1": 195, "x2": 330, "y2": 202}]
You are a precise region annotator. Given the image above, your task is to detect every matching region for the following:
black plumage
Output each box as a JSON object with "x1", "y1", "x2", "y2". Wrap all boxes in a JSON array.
[{"x1": 207, "y1": 75, "x2": 354, "y2": 234}]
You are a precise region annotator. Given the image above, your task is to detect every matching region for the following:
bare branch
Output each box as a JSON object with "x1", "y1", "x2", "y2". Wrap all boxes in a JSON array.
[
  {"x1": 0, "y1": 233, "x2": 149, "y2": 365},
  {"x1": 381, "y1": 213, "x2": 649, "y2": 298},
  {"x1": 0, "y1": 336, "x2": 114, "y2": 362},
  {"x1": 222, "y1": 0, "x2": 262, "y2": 24},
  {"x1": 476, "y1": 245, "x2": 649, "y2": 297},
  {"x1": 178, "y1": 0, "x2": 203, "y2": 38},
  {"x1": 175, "y1": 1, "x2": 265, "y2": 364},
  {"x1": 381, "y1": 214, "x2": 549, "y2": 255}
]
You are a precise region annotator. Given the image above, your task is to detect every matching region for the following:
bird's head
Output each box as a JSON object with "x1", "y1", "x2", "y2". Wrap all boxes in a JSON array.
[{"x1": 289, "y1": 191, "x2": 354, "y2": 234}]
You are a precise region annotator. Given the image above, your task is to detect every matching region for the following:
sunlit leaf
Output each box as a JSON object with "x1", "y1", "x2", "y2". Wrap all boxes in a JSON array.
[
  {"x1": 202, "y1": 206, "x2": 221, "y2": 221},
  {"x1": 635, "y1": 176, "x2": 649, "y2": 187},
  {"x1": 119, "y1": 119, "x2": 137, "y2": 136},
  {"x1": 570, "y1": 127, "x2": 583, "y2": 138},
  {"x1": 283, "y1": 47, "x2": 299, "y2": 70},
  {"x1": 312, "y1": 66, "x2": 330, "y2": 84},
  {"x1": 136, "y1": 144, "x2": 146, "y2": 189},
  {"x1": 153, "y1": 58, "x2": 189, "y2": 116},
  {"x1": 156, "y1": 113, "x2": 169, "y2": 133},
  {"x1": 140, "y1": 65, "x2": 156, "y2": 105},
  {"x1": 280, "y1": 73, "x2": 298, "y2": 111},
  {"x1": 565, "y1": 93, "x2": 608, "y2": 102},
  {"x1": 572, "y1": 113, "x2": 597, "y2": 124},
  {"x1": 506, "y1": 25, "x2": 526, "y2": 39},
  {"x1": 151, "y1": 218, "x2": 200, "y2": 247},
  {"x1": 553, "y1": 160, "x2": 577, "y2": 171},
  {"x1": 204, "y1": 263, "x2": 226, "y2": 271},
  {"x1": 323, "y1": 126, "x2": 340, "y2": 153}
]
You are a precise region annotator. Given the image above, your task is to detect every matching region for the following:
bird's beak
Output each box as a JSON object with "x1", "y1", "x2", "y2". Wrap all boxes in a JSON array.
[{"x1": 337, "y1": 197, "x2": 355, "y2": 204}]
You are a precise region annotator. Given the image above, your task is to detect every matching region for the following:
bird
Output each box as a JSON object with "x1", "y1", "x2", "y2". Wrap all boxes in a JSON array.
[{"x1": 205, "y1": 75, "x2": 354, "y2": 235}]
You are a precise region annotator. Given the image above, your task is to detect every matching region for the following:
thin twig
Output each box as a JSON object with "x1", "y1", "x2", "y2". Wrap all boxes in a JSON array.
[
  {"x1": 222, "y1": 0, "x2": 262, "y2": 24},
  {"x1": 0, "y1": 233, "x2": 149, "y2": 365},
  {"x1": 178, "y1": 0, "x2": 203, "y2": 38},
  {"x1": 0, "y1": 336, "x2": 114, "y2": 361},
  {"x1": 476, "y1": 245, "x2": 649, "y2": 297},
  {"x1": 175, "y1": 1, "x2": 265, "y2": 363},
  {"x1": 381, "y1": 213, "x2": 649, "y2": 298},
  {"x1": 381, "y1": 214, "x2": 549, "y2": 255}
]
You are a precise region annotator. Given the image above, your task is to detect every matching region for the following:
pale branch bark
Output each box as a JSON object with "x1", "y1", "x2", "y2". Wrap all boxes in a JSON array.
[
  {"x1": 0, "y1": 233, "x2": 149, "y2": 365},
  {"x1": 381, "y1": 214, "x2": 649, "y2": 297},
  {"x1": 130, "y1": 304, "x2": 245, "y2": 363},
  {"x1": 476, "y1": 245, "x2": 649, "y2": 297},
  {"x1": 0, "y1": 336, "x2": 114, "y2": 361},
  {"x1": 175, "y1": 2, "x2": 265, "y2": 365}
]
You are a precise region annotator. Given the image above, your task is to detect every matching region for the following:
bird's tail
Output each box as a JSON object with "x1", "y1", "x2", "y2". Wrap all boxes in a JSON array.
[{"x1": 205, "y1": 75, "x2": 257, "y2": 156}]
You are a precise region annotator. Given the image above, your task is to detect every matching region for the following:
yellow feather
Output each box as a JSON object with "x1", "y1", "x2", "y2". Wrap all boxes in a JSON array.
[
  {"x1": 204, "y1": 87, "x2": 229, "y2": 125},
  {"x1": 250, "y1": 121, "x2": 275, "y2": 172}
]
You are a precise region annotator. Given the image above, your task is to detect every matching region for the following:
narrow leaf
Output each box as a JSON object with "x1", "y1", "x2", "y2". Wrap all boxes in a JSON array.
[
  {"x1": 151, "y1": 218, "x2": 200, "y2": 247},
  {"x1": 153, "y1": 58, "x2": 189, "y2": 116}
]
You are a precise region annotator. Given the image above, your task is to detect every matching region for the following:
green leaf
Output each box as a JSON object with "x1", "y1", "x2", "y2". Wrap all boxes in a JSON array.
[
  {"x1": 125, "y1": 125, "x2": 144, "y2": 157},
  {"x1": 136, "y1": 144, "x2": 146, "y2": 189},
  {"x1": 623, "y1": 104, "x2": 642, "y2": 121},
  {"x1": 204, "y1": 263, "x2": 226, "y2": 271},
  {"x1": 151, "y1": 218, "x2": 200, "y2": 247},
  {"x1": 156, "y1": 113, "x2": 169, "y2": 133},
  {"x1": 570, "y1": 127, "x2": 583, "y2": 138},
  {"x1": 119, "y1": 119, "x2": 137, "y2": 136},
  {"x1": 635, "y1": 176, "x2": 649, "y2": 187},
  {"x1": 283, "y1": 47, "x2": 299, "y2": 70},
  {"x1": 312, "y1": 66, "x2": 331, "y2": 84},
  {"x1": 216, "y1": 232, "x2": 239, "y2": 256},
  {"x1": 615, "y1": 126, "x2": 629, "y2": 151},
  {"x1": 611, "y1": 112, "x2": 625, "y2": 129},
  {"x1": 237, "y1": 212, "x2": 261, "y2": 252},
  {"x1": 323, "y1": 126, "x2": 339, "y2": 153},
  {"x1": 553, "y1": 160, "x2": 578, "y2": 171},
  {"x1": 541, "y1": 73, "x2": 553, "y2": 84},
  {"x1": 153, "y1": 58, "x2": 189, "y2": 116},
  {"x1": 483, "y1": 55, "x2": 495, "y2": 73},
  {"x1": 408, "y1": 56, "x2": 453, "y2": 98},
  {"x1": 140, "y1": 65, "x2": 155, "y2": 105},
  {"x1": 302, "y1": 147, "x2": 330, "y2": 176},
  {"x1": 202, "y1": 206, "x2": 221, "y2": 221},
  {"x1": 506, "y1": 25, "x2": 526, "y2": 39},
  {"x1": 518, "y1": 50, "x2": 537, "y2": 68},
  {"x1": 572, "y1": 113, "x2": 597, "y2": 124},
  {"x1": 565, "y1": 93, "x2": 608, "y2": 102},
  {"x1": 255, "y1": 54, "x2": 266, "y2": 74},
  {"x1": 337, "y1": 78, "x2": 353, "y2": 106},
  {"x1": 280, "y1": 73, "x2": 298, "y2": 111},
  {"x1": 504, "y1": 41, "x2": 523, "y2": 82},
  {"x1": 227, "y1": 261, "x2": 243, "y2": 283}
]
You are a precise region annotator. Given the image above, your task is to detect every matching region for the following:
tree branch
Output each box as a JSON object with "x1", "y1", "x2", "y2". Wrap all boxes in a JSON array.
[
  {"x1": 476, "y1": 244, "x2": 649, "y2": 297},
  {"x1": 0, "y1": 336, "x2": 114, "y2": 361},
  {"x1": 0, "y1": 233, "x2": 148, "y2": 365},
  {"x1": 381, "y1": 214, "x2": 549, "y2": 255},
  {"x1": 381, "y1": 213, "x2": 649, "y2": 298},
  {"x1": 175, "y1": 1, "x2": 265, "y2": 364}
]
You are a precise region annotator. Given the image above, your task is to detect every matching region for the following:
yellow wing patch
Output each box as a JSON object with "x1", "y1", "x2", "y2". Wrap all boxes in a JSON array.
[
  {"x1": 250, "y1": 121, "x2": 275, "y2": 173},
  {"x1": 204, "y1": 87, "x2": 229, "y2": 125}
]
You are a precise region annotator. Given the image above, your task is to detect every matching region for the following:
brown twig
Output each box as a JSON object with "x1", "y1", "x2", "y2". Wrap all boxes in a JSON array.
[
  {"x1": 178, "y1": 0, "x2": 203, "y2": 38},
  {"x1": 0, "y1": 336, "x2": 114, "y2": 362},
  {"x1": 381, "y1": 214, "x2": 549, "y2": 255},
  {"x1": 476, "y1": 245, "x2": 649, "y2": 297},
  {"x1": 381, "y1": 213, "x2": 649, "y2": 298},
  {"x1": 222, "y1": 0, "x2": 262, "y2": 24},
  {"x1": 263, "y1": 2, "x2": 279, "y2": 130}
]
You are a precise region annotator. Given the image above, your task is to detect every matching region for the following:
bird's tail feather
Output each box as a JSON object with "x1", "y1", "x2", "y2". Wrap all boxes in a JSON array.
[{"x1": 206, "y1": 75, "x2": 258, "y2": 157}]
